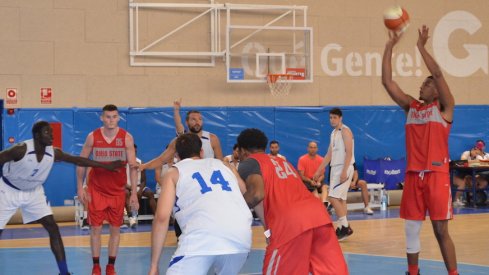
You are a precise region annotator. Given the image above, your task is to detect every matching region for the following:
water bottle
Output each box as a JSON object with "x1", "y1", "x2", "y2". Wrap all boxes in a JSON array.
[{"x1": 381, "y1": 191, "x2": 388, "y2": 211}]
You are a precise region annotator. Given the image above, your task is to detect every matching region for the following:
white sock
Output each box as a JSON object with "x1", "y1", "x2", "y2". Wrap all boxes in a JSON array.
[
  {"x1": 337, "y1": 216, "x2": 348, "y2": 227},
  {"x1": 83, "y1": 211, "x2": 87, "y2": 219}
]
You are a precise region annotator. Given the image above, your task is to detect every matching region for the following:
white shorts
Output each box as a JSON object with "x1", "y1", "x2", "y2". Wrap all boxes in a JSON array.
[
  {"x1": 0, "y1": 180, "x2": 52, "y2": 229},
  {"x1": 166, "y1": 253, "x2": 248, "y2": 275},
  {"x1": 328, "y1": 165, "x2": 354, "y2": 201}
]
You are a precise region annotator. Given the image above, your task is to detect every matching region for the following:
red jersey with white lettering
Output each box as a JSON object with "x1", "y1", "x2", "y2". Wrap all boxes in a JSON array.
[
  {"x1": 88, "y1": 128, "x2": 127, "y2": 196},
  {"x1": 250, "y1": 153, "x2": 331, "y2": 248},
  {"x1": 405, "y1": 100, "x2": 451, "y2": 173}
]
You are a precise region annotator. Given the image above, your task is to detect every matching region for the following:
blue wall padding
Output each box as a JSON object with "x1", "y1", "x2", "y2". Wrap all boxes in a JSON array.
[{"x1": 2, "y1": 105, "x2": 488, "y2": 205}]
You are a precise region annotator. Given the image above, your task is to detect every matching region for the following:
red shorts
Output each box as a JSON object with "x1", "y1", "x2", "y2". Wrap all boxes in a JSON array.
[
  {"x1": 400, "y1": 172, "x2": 453, "y2": 221},
  {"x1": 263, "y1": 224, "x2": 348, "y2": 275},
  {"x1": 88, "y1": 188, "x2": 125, "y2": 227}
]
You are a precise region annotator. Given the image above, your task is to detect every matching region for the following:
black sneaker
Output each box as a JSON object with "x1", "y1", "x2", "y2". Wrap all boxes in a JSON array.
[
  {"x1": 81, "y1": 219, "x2": 89, "y2": 231},
  {"x1": 335, "y1": 226, "x2": 341, "y2": 238},
  {"x1": 337, "y1": 225, "x2": 353, "y2": 241},
  {"x1": 405, "y1": 269, "x2": 420, "y2": 275}
]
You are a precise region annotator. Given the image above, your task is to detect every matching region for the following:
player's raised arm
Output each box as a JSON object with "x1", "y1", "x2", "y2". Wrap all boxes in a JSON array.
[
  {"x1": 382, "y1": 31, "x2": 414, "y2": 111},
  {"x1": 173, "y1": 98, "x2": 185, "y2": 136},
  {"x1": 417, "y1": 25, "x2": 455, "y2": 121}
]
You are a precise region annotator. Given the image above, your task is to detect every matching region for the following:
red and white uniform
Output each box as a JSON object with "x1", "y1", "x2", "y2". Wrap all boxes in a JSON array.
[
  {"x1": 401, "y1": 100, "x2": 453, "y2": 220},
  {"x1": 87, "y1": 128, "x2": 128, "y2": 226},
  {"x1": 250, "y1": 153, "x2": 347, "y2": 275}
]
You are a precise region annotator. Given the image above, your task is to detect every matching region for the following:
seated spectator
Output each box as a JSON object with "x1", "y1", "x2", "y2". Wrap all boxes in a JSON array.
[
  {"x1": 268, "y1": 140, "x2": 286, "y2": 160},
  {"x1": 224, "y1": 143, "x2": 240, "y2": 169},
  {"x1": 124, "y1": 144, "x2": 156, "y2": 228},
  {"x1": 351, "y1": 163, "x2": 374, "y2": 215},
  {"x1": 453, "y1": 140, "x2": 489, "y2": 206},
  {"x1": 297, "y1": 141, "x2": 329, "y2": 208}
]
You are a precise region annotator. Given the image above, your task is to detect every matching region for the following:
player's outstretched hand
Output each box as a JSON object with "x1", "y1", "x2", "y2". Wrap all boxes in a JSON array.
[
  {"x1": 417, "y1": 25, "x2": 430, "y2": 48},
  {"x1": 137, "y1": 162, "x2": 146, "y2": 171},
  {"x1": 173, "y1": 98, "x2": 182, "y2": 110},
  {"x1": 387, "y1": 30, "x2": 403, "y2": 47}
]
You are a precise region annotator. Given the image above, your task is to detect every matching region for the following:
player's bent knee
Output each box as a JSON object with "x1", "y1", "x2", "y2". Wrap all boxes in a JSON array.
[{"x1": 405, "y1": 220, "x2": 422, "y2": 253}]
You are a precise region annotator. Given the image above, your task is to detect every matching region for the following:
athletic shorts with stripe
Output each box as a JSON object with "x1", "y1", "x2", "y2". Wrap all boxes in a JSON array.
[
  {"x1": 400, "y1": 171, "x2": 453, "y2": 221},
  {"x1": 328, "y1": 164, "x2": 354, "y2": 200},
  {"x1": 263, "y1": 224, "x2": 348, "y2": 275},
  {"x1": 166, "y1": 253, "x2": 248, "y2": 275}
]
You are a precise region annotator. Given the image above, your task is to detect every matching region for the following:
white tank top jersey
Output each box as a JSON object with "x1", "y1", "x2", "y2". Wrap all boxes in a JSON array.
[
  {"x1": 126, "y1": 157, "x2": 141, "y2": 187},
  {"x1": 330, "y1": 124, "x2": 355, "y2": 167},
  {"x1": 201, "y1": 131, "x2": 215, "y2": 159},
  {"x1": 173, "y1": 158, "x2": 252, "y2": 256},
  {"x1": 1, "y1": 139, "x2": 54, "y2": 190}
]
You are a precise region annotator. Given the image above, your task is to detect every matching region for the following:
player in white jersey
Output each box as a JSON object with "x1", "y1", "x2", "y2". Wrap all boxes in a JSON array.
[
  {"x1": 141, "y1": 101, "x2": 223, "y2": 173},
  {"x1": 173, "y1": 98, "x2": 222, "y2": 158},
  {"x1": 149, "y1": 133, "x2": 252, "y2": 275},
  {"x1": 313, "y1": 108, "x2": 355, "y2": 241},
  {"x1": 0, "y1": 121, "x2": 122, "y2": 275}
]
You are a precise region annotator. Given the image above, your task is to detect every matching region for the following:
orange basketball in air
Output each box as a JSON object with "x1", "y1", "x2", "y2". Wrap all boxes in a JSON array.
[{"x1": 383, "y1": 6, "x2": 410, "y2": 33}]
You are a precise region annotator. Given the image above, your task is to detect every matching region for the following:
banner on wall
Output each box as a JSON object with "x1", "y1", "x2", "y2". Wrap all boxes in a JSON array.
[
  {"x1": 49, "y1": 122, "x2": 62, "y2": 148},
  {"x1": 6, "y1": 88, "x2": 18, "y2": 105},
  {"x1": 40, "y1": 88, "x2": 52, "y2": 104}
]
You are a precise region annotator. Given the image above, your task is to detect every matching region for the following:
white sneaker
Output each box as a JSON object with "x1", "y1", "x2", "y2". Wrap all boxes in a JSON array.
[
  {"x1": 120, "y1": 223, "x2": 128, "y2": 229},
  {"x1": 129, "y1": 216, "x2": 137, "y2": 228},
  {"x1": 363, "y1": 207, "x2": 374, "y2": 215},
  {"x1": 453, "y1": 199, "x2": 465, "y2": 207}
]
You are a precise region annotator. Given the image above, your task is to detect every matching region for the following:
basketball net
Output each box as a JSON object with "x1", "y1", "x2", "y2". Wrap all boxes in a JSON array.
[{"x1": 267, "y1": 74, "x2": 293, "y2": 96}]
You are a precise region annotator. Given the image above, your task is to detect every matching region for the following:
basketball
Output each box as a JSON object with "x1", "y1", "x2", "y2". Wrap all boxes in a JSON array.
[{"x1": 383, "y1": 6, "x2": 410, "y2": 32}]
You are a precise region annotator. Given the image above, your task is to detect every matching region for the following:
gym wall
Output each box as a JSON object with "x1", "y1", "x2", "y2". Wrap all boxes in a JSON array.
[
  {"x1": 0, "y1": 0, "x2": 488, "y2": 107},
  {"x1": 3, "y1": 105, "x2": 488, "y2": 206}
]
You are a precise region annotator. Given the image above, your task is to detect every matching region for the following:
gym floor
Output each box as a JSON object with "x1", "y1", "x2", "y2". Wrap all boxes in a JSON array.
[{"x1": 1, "y1": 207, "x2": 488, "y2": 274}]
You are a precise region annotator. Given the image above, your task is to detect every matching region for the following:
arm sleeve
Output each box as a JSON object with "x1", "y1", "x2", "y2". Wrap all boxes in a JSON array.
[{"x1": 238, "y1": 158, "x2": 262, "y2": 181}]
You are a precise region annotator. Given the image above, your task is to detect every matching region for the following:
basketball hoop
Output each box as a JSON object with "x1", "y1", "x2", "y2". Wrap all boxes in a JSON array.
[{"x1": 267, "y1": 74, "x2": 294, "y2": 96}]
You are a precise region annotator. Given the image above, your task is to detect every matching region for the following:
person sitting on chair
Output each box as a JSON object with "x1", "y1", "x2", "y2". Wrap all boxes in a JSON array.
[
  {"x1": 350, "y1": 163, "x2": 374, "y2": 215},
  {"x1": 453, "y1": 140, "x2": 489, "y2": 206}
]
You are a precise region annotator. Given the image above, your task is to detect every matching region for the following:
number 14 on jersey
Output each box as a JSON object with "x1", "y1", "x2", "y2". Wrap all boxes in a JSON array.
[{"x1": 192, "y1": 170, "x2": 232, "y2": 194}]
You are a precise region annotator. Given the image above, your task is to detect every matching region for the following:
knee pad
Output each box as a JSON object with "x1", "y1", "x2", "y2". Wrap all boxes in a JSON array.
[{"x1": 405, "y1": 220, "x2": 422, "y2": 253}]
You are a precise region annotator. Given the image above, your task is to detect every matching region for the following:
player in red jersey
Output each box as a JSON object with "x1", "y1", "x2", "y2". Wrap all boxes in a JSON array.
[
  {"x1": 76, "y1": 104, "x2": 139, "y2": 275},
  {"x1": 382, "y1": 26, "x2": 457, "y2": 275},
  {"x1": 236, "y1": 128, "x2": 348, "y2": 275}
]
